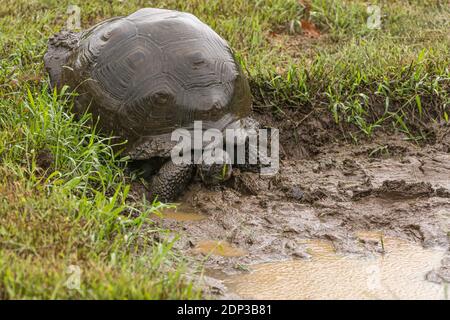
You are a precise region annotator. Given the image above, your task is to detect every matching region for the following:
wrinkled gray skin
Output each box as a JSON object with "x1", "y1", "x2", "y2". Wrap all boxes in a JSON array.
[{"x1": 44, "y1": 8, "x2": 260, "y2": 202}]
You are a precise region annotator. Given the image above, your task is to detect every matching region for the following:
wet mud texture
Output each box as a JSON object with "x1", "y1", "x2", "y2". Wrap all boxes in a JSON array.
[{"x1": 145, "y1": 119, "x2": 450, "y2": 295}]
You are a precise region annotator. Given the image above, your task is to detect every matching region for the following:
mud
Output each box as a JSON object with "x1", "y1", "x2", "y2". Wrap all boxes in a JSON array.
[
  {"x1": 150, "y1": 130, "x2": 450, "y2": 299},
  {"x1": 35, "y1": 148, "x2": 54, "y2": 172},
  {"x1": 193, "y1": 240, "x2": 247, "y2": 258}
]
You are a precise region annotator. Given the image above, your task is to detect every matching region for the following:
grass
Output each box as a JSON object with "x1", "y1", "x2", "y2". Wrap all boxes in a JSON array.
[
  {"x1": 0, "y1": 85, "x2": 201, "y2": 299},
  {"x1": 0, "y1": 0, "x2": 449, "y2": 299}
]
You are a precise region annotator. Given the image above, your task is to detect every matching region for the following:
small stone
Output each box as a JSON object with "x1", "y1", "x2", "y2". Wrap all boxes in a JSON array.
[
  {"x1": 284, "y1": 240, "x2": 297, "y2": 250},
  {"x1": 291, "y1": 186, "x2": 304, "y2": 200},
  {"x1": 425, "y1": 270, "x2": 443, "y2": 284},
  {"x1": 292, "y1": 249, "x2": 312, "y2": 259},
  {"x1": 201, "y1": 276, "x2": 227, "y2": 295}
]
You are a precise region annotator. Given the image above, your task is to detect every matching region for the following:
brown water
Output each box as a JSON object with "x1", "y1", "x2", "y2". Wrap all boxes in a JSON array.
[
  {"x1": 159, "y1": 206, "x2": 206, "y2": 222},
  {"x1": 224, "y1": 235, "x2": 447, "y2": 300},
  {"x1": 194, "y1": 240, "x2": 247, "y2": 257}
]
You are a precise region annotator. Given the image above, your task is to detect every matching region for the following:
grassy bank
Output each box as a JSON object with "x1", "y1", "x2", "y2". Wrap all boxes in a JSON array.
[{"x1": 0, "y1": 0, "x2": 449, "y2": 298}]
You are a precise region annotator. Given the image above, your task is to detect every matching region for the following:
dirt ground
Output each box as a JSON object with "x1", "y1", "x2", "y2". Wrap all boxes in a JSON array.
[{"x1": 146, "y1": 114, "x2": 450, "y2": 296}]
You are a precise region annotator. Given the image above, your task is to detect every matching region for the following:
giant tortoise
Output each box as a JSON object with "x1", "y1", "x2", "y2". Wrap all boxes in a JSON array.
[{"x1": 44, "y1": 8, "x2": 262, "y2": 201}]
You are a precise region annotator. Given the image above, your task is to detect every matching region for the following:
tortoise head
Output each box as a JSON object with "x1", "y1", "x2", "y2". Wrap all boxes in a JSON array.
[
  {"x1": 44, "y1": 31, "x2": 81, "y2": 90},
  {"x1": 199, "y1": 149, "x2": 232, "y2": 185}
]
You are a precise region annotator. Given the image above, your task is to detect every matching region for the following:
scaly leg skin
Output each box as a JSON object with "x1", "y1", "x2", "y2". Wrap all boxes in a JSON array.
[{"x1": 148, "y1": 160, "x2": 195, "y2": 203}]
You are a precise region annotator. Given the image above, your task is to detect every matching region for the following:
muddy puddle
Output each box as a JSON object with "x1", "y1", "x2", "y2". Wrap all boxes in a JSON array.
[
  {"x1": 157, "y1": 206, "x2": 207, "y2": 222},
  {"x1": 194, "y1": 240, "x2": 247, "y2": 257},
  {"x1": 220, "y1": 235, "x2": 448, "y2": 300},
  {"x1": 147, "y1": 133, "x2": 450, "y2": 299}
]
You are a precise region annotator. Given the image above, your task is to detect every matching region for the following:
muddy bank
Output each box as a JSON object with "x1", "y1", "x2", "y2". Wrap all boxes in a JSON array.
[{"x1": 144, "y1": 121, "x2": 450, "y2": 298}]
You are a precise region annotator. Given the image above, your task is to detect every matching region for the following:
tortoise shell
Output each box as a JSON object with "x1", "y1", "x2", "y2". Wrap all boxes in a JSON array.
[{"x1": 45, "y1": 8, "x2": 252, "y2": 159}]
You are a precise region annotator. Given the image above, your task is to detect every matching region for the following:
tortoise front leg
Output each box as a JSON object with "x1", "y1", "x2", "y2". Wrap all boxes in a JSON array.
[{"x1": 148, "y1": 160, "x2": 195, "y2": 203}]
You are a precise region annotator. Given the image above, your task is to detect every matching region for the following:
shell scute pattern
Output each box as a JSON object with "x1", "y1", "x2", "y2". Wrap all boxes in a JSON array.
[
  {"x1": 119, "y1": 75, "x2": 183, "y2": 135},
  {"x1": 45, "y1": 8, "x2": 252, "y2": 158},
  {"x1": 92, "y1": 35, "x2": 164, "y2": 102},
  {"x1": 84, "y1": 10, "x2": 241, "y2": 136}
]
